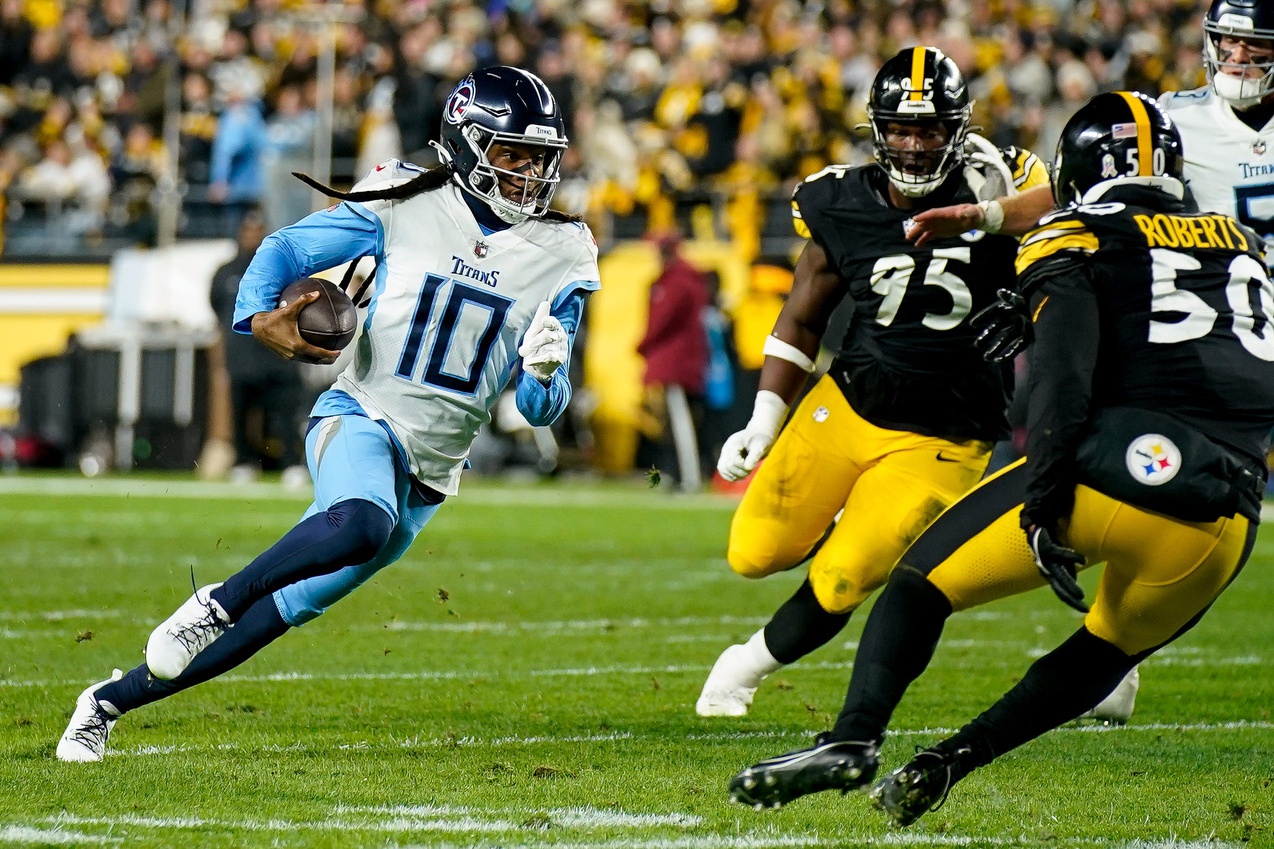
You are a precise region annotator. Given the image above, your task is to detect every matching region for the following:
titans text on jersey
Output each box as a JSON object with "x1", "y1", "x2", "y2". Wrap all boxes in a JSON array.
[
  {"x1": 1160, "y1": 87, "x2": 1274, "y2": 244},
  {"x1": 235, "y1": 159, "x2": 601, "y2": 495}
]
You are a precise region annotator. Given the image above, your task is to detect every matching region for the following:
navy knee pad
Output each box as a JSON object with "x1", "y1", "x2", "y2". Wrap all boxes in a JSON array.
[{"x1": 325, "y1": 499, "x2": 395, "y2": 565}]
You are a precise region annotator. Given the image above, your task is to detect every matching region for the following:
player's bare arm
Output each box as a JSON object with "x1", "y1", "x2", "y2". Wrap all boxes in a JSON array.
[
  {"x1": 906, "y1": 184, "x2": 1055, "y2": 246},
  {"x1": 760, "y1": 239, "x2": 844, "y2": 404},
  {"x1": 249, "y1": 291, "x2": 342, "y2": 365},
  {"x1": 717, "y1": 238, "x2": 845, "y2": 481}
]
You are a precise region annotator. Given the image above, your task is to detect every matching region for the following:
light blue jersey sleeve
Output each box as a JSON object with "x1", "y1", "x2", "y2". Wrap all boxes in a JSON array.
[
  {"x1": 233, "y1": 202, "x2": 385, "y2": 333},
  {"x1": 515, "y1": 281, "x2": 598, "y2": 426}
]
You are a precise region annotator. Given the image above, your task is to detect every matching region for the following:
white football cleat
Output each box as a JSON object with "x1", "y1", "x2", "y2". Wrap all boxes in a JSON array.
[
  {"x1": 1081, "y1": 666, "x2": 1139, "y2": 725},
  {"x1": 57, "y1": 669, "x2": 123, "y2": 763},
  {"x1": 697, "y1": 643, "x2": 770, "y2": 717},
  {"x1": 146, "y1": 582, "x2": 231, "y2": 680}
]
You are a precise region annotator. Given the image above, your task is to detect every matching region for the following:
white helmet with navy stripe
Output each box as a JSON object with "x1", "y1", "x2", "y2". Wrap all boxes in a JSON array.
[{"x1": 1204, "y1": 0, "x2": 1274, "y2": 109}]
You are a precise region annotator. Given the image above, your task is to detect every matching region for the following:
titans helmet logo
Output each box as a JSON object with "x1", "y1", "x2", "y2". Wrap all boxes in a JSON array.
[{"x1": 444, "y1": 78, "x2": 476, "y2": 125}]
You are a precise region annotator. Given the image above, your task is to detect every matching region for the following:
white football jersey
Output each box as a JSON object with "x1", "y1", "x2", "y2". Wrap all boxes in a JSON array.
[
  {"x1": 333, "y1": 161, "x2": 599, "y2": 494},
  {"x1": 1160, "y1": 87, "x2": 1274, "y2": 245}
]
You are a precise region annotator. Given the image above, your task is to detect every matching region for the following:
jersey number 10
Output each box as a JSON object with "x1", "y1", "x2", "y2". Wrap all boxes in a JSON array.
[{"x1": 395, "y1": 273, "x2": 515, "y2": 394}]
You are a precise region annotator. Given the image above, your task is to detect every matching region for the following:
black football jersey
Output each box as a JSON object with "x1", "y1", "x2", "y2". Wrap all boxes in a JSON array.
[
  {"x1": 1018, "y1": 195, "x2": 1274, "y2": 467},
  {"x1": 792, "y1": 164, "x2": 1021, "y2": 442}
]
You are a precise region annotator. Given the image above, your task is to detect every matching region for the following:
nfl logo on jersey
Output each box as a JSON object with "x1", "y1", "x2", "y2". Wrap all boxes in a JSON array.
[{"x1": 474, "y1": 240, "x2": 489, "y2": 258}]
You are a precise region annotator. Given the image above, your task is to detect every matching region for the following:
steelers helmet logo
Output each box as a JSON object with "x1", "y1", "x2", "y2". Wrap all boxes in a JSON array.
[
  {"x1": 444, "y1": 78, "x2": 476, "y2": 125},
  {"x1": 1124, "y1": 434, "x2": 1181, "y2": 486}
]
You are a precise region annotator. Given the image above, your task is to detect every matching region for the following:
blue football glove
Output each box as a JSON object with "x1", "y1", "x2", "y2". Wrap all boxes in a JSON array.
[
  {"x1": 1027, "y1": 525, "x2": 1088, "y2": 613},
  {"x1": 971, "y1": 288, "x2": 1033, "y2": 363}
]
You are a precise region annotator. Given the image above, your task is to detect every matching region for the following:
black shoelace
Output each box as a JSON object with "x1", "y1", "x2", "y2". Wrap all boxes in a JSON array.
[
  {"x1": 170, "y1": 601, "x2": 225, "y2": 653},
  {"x1": 909, "y1": 746, "x2": 970, "y2": 815},
  {"x1": 69, "y1": 705, "x2": 110, "y2": 752}
]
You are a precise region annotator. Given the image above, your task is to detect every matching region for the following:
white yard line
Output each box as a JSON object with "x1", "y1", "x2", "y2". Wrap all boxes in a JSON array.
[
  {"x1": 0, "y1": 826, "x2": 120, "y2": 845},
  {"x1": 1, "y1": 662, "x2": 852, "y2": 689},
  {"x1": 4, "y1": 649, "x2": 1264, "y2": 690},
  {"x1": 441, "y1": 838, "x2": 1033, "y2": 849},
  {"x1": 43, "y1": 805, "x2": 701, "y2": 836},
  {"x1": 0, "y1": 609, "x2": 128, "y2": 621},
  {"x1": 104, "y1": 720, "x2": 1274, "y2": 759},
  {"x1": 1119, "y1": 843, "x2": 1247, "y2": 849},
  {"x1": 371, "y1": 615, "x2": 768, "y2": 634},
  {"x1": 0, "y1": 476, "x2": 736, "y2": 511},
  {"x1": 46, "y1": 813, "x2": 518, "y2": 834},
  {"x1": 17, "y1": 818, "x2": 1235, "y2": 849},
  {"x1": 338, "y1": 805, "x2": 700, "y2": 829}
]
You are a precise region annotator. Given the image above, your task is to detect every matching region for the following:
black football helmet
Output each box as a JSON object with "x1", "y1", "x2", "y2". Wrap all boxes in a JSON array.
[
  {"x1": 1052, "y1": 91, "x2": 1184, "y2": 208},
  {"x1": 1203, "y1": 0, "x2": 1274, "y2": 108},
  {"x1": 433, "y1": 66, "x2": 568, "y2": 223},
  {"x1": 867, "y1": 47, "x2": 972, "y2": 197}
]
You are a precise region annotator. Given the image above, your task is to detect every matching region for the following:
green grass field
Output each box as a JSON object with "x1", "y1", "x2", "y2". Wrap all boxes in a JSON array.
[{"x1": 0, "y1": 474, "x2": 1271, "y2": 848}]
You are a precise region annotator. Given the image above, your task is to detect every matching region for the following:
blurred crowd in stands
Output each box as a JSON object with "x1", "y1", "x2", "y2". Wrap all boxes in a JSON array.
[{"x1": 0, "y1": 0, "x2": 1210, "y2": 258}]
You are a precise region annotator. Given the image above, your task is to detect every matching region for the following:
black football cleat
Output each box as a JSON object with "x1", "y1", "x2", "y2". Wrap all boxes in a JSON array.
[
  {"x1": 869, "y1": 745, "x2": 971, "y2": 827},
  {"x1": 728, "y1": 734, "x2": 879, "y2": 810}
]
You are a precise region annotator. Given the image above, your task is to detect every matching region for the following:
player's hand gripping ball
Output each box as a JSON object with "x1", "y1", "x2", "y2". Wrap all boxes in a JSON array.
[{"x1": 277, "y1": 278, "x2": 358, "y2": 356}]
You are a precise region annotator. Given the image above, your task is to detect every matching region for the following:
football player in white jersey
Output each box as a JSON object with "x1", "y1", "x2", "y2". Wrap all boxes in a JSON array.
[
  {"x1": 907, "y1": 0, "x2": 1274, "y2": 248},
  {"x1": 893, "y1": 0, "x2": 1274, "y2": 726},
  {"x1": 57, "y1": 67, "x2": 601, "y2": 762}
]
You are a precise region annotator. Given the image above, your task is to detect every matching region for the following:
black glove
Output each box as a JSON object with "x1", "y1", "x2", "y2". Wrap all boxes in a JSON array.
[
  {"x1": 1026, "y1": 525, "x2": 1088, "y2": 613},
  {"x1": 971, "y1": 288, "x2": 1033, "y2": 363}
]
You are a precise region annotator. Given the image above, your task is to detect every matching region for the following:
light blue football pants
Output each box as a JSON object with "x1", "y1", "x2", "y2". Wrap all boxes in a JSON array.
[{"x1": 272, "y1": 415, "x2": 442, "y2": 626}]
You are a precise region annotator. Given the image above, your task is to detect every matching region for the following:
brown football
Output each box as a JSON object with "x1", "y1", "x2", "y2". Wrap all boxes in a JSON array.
[{"x1": 278, "y1": 277, "x2": 358, "y2": 355}]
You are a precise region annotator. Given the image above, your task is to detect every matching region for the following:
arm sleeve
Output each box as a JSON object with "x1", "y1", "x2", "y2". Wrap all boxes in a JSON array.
[
  {"x1": 1021, "y1": 257, "x2": 1100, "y2": 530},
  {"x1": 232, "y1": 202, "x2": 385, "y2": 333},
  {"x1": 515, "y1": 286, "x2": 590, "y2": 426}
]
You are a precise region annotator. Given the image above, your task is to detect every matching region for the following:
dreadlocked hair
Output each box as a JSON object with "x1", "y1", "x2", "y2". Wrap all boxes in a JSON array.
[{"x1": 292, "y1": 167, "x2": 583, "y2": 223}]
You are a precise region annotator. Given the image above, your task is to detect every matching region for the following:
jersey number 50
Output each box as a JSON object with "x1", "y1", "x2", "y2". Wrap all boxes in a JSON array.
[
  {"x1": 869, "y1": 247, "x2": 973, "y2": 330},
  {"x1": 1149, "y1": 248, "x2": 1274, "y2": 361}
]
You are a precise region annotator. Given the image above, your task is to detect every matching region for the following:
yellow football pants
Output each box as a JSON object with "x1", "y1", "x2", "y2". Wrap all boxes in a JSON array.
[
  {"x1": 909, "y1": 460, "x2": 1254, "y2": 655},
  {"x1": 727, "y1": 375, "x2": 992, "y2": 614}
]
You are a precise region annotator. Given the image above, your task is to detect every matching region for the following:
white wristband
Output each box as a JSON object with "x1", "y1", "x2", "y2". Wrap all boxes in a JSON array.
[
  {"x1": 747, "y1": 390, "x2": 790, "y2": 439},
  {"x1": 977, "y1": 199, "x2": 1005, "y2": 234},
  {"x1": 762, "y1": 334, "x2": 816, "y2": 373}
]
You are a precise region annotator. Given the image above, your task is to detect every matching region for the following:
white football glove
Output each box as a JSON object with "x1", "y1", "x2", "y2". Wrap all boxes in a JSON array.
[
  {"x1": 518, "y1": 301, "x2": 568, "y2": 383},
  {"x1": 716, "y1": 390, "x2": 789, "y2": 481}
]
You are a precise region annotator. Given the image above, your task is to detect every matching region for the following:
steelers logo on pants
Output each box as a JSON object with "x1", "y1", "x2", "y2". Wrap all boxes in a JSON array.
[{"x1": 1124, "y1": 434, "x2": 1181, "y2": 486}]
